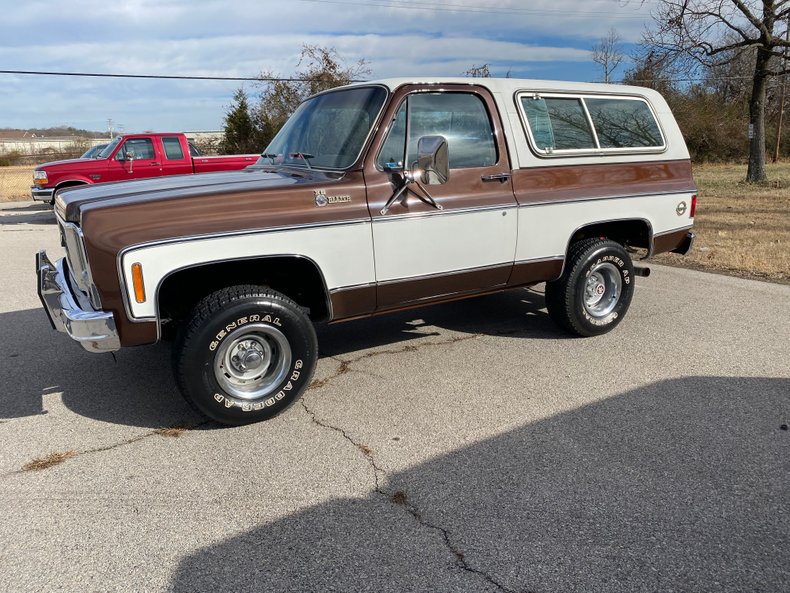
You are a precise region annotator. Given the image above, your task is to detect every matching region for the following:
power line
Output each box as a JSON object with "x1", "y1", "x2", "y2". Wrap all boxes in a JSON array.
[
  {"x1": 0, "y1": 68, "x2": 768, "y2": 85},
  {"x1": 0, "y1": 69, "x2": 316, "y2": 82}
]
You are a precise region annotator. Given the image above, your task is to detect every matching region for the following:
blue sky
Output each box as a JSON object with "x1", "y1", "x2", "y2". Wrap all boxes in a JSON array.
[{"x1": 0, "y1": 0, "x2": 655, "y2": 133}]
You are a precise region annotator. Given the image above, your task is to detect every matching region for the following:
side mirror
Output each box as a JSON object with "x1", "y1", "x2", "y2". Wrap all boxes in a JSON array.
[
  {"x1": 126, "y1": 150, "x2": 135, "y2": 161},
  {"x1": 413, "y1": 135, "x2": 449, "y2": 185}
]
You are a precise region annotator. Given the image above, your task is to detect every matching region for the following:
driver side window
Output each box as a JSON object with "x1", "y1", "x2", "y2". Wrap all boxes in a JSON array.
[{"x1": 377, "y1": 92, "x2": 497, "y2": 170}]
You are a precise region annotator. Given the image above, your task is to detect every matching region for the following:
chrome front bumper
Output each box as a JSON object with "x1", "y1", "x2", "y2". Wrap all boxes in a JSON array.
[
  {"x1": 36, "y1": 250, "x2": 120, "y2": 353},
  {"x1": 31, "y1": 187, "x2": 54, "y2": 202}
]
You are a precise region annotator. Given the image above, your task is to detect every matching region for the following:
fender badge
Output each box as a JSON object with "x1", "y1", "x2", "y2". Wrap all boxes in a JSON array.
[
  {"x1": 315, "y1": 189, "x2": 351, "y2": 206},
  {"x1": 676, "y1": 201, "x2": 688, "y2": 216}
]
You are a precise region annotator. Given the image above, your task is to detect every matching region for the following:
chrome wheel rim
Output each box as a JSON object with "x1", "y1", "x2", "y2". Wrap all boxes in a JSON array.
[
  {"x1": 213, "y1": 323, "x2": 292, "y2": 400},
  {"x1": 583, "y1": 262, "x2": 622, "y2": 318}
]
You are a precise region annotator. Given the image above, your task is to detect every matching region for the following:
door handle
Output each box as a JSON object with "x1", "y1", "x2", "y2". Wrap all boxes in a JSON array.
[
  {"x1": 481, "y1": 173, "x2": 511, "y2": 183},
  {"x1": 152, "y1": 162, "x2": 161, "y2": 166}
]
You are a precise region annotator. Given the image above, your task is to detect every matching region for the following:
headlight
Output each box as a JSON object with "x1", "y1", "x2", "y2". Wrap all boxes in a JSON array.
[{"x1": 33, "y1": 170, "x2": 48, "y2": 185}]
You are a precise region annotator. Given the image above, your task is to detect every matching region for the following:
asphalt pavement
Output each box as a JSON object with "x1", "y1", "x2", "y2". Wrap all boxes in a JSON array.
[{"x1": 0, "y1": 200, "x2": 788, "y2": 593}]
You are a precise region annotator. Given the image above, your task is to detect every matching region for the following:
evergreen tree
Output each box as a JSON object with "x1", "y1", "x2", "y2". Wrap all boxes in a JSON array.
[{"x1": 221, "y1": 88, "x2": 262, "y2": 154}]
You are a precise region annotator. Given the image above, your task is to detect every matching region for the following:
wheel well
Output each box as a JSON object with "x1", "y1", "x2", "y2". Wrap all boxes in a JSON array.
[
  {"x1": 55, "y1": 180, "x2": 88, "y2": 194},
  {"x1": 158, "y1": 257, "x2": 331, "y2": 329},
  {"x1": 568, "y1": 219, "x2": 651, "y2": 252}
]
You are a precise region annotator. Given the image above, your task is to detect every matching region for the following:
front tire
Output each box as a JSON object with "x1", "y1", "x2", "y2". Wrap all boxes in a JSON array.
[
  {"x1": 173, "y1": 285, "x2": 317, "y2": 425},
  {"x1": 545, "y1": 238, "x2": 635, "y2": 337}
]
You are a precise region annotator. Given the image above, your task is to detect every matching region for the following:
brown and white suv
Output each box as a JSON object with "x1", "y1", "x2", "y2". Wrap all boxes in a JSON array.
[{"x1": 37, "y1": 77, "x2": 696, "y2": 424}]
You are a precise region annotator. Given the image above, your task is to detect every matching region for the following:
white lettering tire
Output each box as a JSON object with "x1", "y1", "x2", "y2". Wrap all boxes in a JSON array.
[
  {"x1": 545, "y1": 238, "x2": 635, "y2": 337},
  {"x1": 173, "y1": 285, "x2": 317, "y2": 425}
]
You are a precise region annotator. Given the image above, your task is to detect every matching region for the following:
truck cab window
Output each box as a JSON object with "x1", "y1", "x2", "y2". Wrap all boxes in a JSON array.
[
  {"x1": 377, "y1": 92, "x2": 497, "y2": 170},
  {"x1": 120, "y1": 138, "x2": 155, "y2": 160}
]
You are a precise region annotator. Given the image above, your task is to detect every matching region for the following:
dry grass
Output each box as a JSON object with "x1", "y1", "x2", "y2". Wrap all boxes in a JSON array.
[
  {"x1": 154, "y1": 426, "x2": 188, "y2": 438},
  {"x1": 0, "y1": 166, "x2": 33, "y2": 201},
  {"x1": 22, "y1": 450, "x2": 77, "y2": 471},
  {"x1": 654, "y1": 162, "x2": 790, "y2": 283}
]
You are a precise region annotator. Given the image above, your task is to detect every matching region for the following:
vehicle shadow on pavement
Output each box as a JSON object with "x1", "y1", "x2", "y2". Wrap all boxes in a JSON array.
[
  {"x1": 169, "y1": 376, "x2": 790, "y2": 593},
  {"x1": 1, "y1": 289, "x2": 561, "y2": 425},
  {"x1": 0, "y1": 308, "x2": 199, "y2": 426},
  {"x1": 0, "y1": 204, "x2": 55, "y2": 225},
  {"x1": 317, "y1": 287, "x2": 563, "y2": 357}
]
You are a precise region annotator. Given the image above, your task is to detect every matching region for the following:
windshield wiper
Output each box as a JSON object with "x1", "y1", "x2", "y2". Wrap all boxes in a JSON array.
[
  {"x1": 261, "y1": 152, "x2": 278, "y2": 164},
  {"x1": 288, "y1": 152, "x2": 314, "y2": 170}
]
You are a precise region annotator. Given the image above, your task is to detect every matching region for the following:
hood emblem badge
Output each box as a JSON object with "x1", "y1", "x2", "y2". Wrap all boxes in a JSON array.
[{"x1": 315, "y1": 189, "x2": 351, "y2": 207}]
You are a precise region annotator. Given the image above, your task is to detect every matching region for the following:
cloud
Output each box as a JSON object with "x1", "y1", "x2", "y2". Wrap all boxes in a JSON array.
[{"x1": 0, "y1": 0, "x2": 651, "y2": 131}]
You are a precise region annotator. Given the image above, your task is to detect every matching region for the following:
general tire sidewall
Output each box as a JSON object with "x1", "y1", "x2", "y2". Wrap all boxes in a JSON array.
[
  {"x1": 182, "y1": 297, "x2": 316, "y2": 424},
  {"x1": 570, "y1": 245, "x2": 634, "y2": 335}
]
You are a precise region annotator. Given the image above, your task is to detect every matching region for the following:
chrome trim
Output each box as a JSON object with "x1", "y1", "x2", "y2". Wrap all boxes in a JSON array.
[
  {"x1": 515, "y1": 189, "x2": 695, "y2": 208},
  {"x1": 56, "y1": 214, "x2": 103, "y2": 309},
  {"x1": 514, "y1": 255, "x2": 565, "y2": 266},
  {"x1": 373, "y1": 203, "x2": 518, "y2": 223},
  {"x1": 31, "y1": 187, "x2": 54, "y2": 202},
  {"x1": 36, "y1": 250, "x2": 120, "y2": 353},
  {"x1": 329, "y1": 282, "x2": 376, "y2": 294}
]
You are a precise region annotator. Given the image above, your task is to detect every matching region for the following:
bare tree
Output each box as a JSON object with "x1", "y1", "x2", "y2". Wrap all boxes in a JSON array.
[
  {"x1": 592, "y1": 29, "x2": 626, "y2": 82},
  {"x1": 254, "y1": 45, "x2": 370, "y2": 148},
  {"x1": 463, "y1": 63, "x2": 492, "y2": 78},
  {"x1": 641, "y1": 0, "x2": 790, "y2": 182}
]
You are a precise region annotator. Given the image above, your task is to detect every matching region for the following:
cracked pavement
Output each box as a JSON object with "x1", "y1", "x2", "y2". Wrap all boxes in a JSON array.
[{"x1": 1, "y1": 200, "x2": 789, "y2": 593}]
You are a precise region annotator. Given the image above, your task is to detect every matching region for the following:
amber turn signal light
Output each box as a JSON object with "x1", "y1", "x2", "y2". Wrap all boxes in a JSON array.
[{"x1": 131, "y1": 263, "x2": 146, "y2": 303}]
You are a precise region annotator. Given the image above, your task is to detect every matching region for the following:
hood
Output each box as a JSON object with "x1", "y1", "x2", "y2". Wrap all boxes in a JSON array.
[
  {"x1": 55, "y1": 165, "x2": 342, "y2": 223},
  {"x1": 37, "y1": 157, "x2": 102, "y2": 170}
]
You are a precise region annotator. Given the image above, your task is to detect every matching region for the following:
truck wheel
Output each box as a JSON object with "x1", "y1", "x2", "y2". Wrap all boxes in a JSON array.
[
  {"x1": 545, "y1": 238, "x2": 635, "y2": 337},
  {"x1": 173, "y1": 285, "x2": 318, "y2": 425}
]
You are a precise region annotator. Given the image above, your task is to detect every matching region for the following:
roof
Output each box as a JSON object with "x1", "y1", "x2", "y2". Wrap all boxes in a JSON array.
[{"x1": 347, "y1": 77, "x2": 662, "y2": 101}]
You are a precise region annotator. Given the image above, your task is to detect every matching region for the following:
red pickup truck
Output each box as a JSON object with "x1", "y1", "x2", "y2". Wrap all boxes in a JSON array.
[{"x1": 31, "y1": 133, "x2": 258, "y2": 204}]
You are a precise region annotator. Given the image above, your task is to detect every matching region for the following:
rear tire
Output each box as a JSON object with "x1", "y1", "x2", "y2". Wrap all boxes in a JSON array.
[
  {"x1": 173, "y1": 285, "x2": 317, "y2": 425},
  {"x1": 545, "y1": 238, "x2": 635, "y2": 337}
]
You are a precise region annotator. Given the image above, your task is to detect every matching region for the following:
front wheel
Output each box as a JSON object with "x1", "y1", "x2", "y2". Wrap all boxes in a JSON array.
[
  {"x1": 545, "y1": 238, "x2": 635, "y2": 337},
  {"x1": 173, "y1": 285, "x2": 318, "y2": 425}
]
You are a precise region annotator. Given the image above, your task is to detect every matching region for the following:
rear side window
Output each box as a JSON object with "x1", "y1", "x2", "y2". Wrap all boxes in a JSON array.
[
  {"x1": 519, "y1": 93, "x2": 664, "y2": 155},
  {"x1": 162, "y1": 137, "x2": 185, "y2": 160},
  {"x1": 585, "y1": 98, "x2": 663, "y2": 148},
  {"x1": 522, "y1": 97, "x2": 595, "y2": 150}
]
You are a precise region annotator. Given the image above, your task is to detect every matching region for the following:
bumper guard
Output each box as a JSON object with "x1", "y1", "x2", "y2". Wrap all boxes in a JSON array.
[{"x1": 36, "y1": 250, "x2": 120, "y2": 353}]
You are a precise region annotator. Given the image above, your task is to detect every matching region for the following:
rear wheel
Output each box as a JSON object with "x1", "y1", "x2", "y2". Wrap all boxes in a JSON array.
[
  {"x1": 173, "y1": 285, "x2": 318, "y2": 425},
  {"x1": 545, "y1": 238, "x2": 635, "y2": 337}
]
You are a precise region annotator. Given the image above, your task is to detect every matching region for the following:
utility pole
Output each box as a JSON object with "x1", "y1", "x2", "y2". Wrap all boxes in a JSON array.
[
  {"x1": 107, "y1": 118, "x2": 114, "y2": 140},
  {"x1": 773, "y1": 21, "x2": 790, "y2": 163}
]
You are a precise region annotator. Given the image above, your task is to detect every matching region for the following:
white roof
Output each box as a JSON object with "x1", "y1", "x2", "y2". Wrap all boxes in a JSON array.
[{"x1": 360, "y1": 77, "x2": 662, "y2": 99}]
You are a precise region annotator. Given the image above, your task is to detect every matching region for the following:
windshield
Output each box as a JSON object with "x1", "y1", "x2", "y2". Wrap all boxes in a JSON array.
[
  {"x1": 97, "y1": 136, "x2": 122, "y2": 159},
  {"x1": 259, "y1": 86, "x2": 387, "y2": 170}
]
